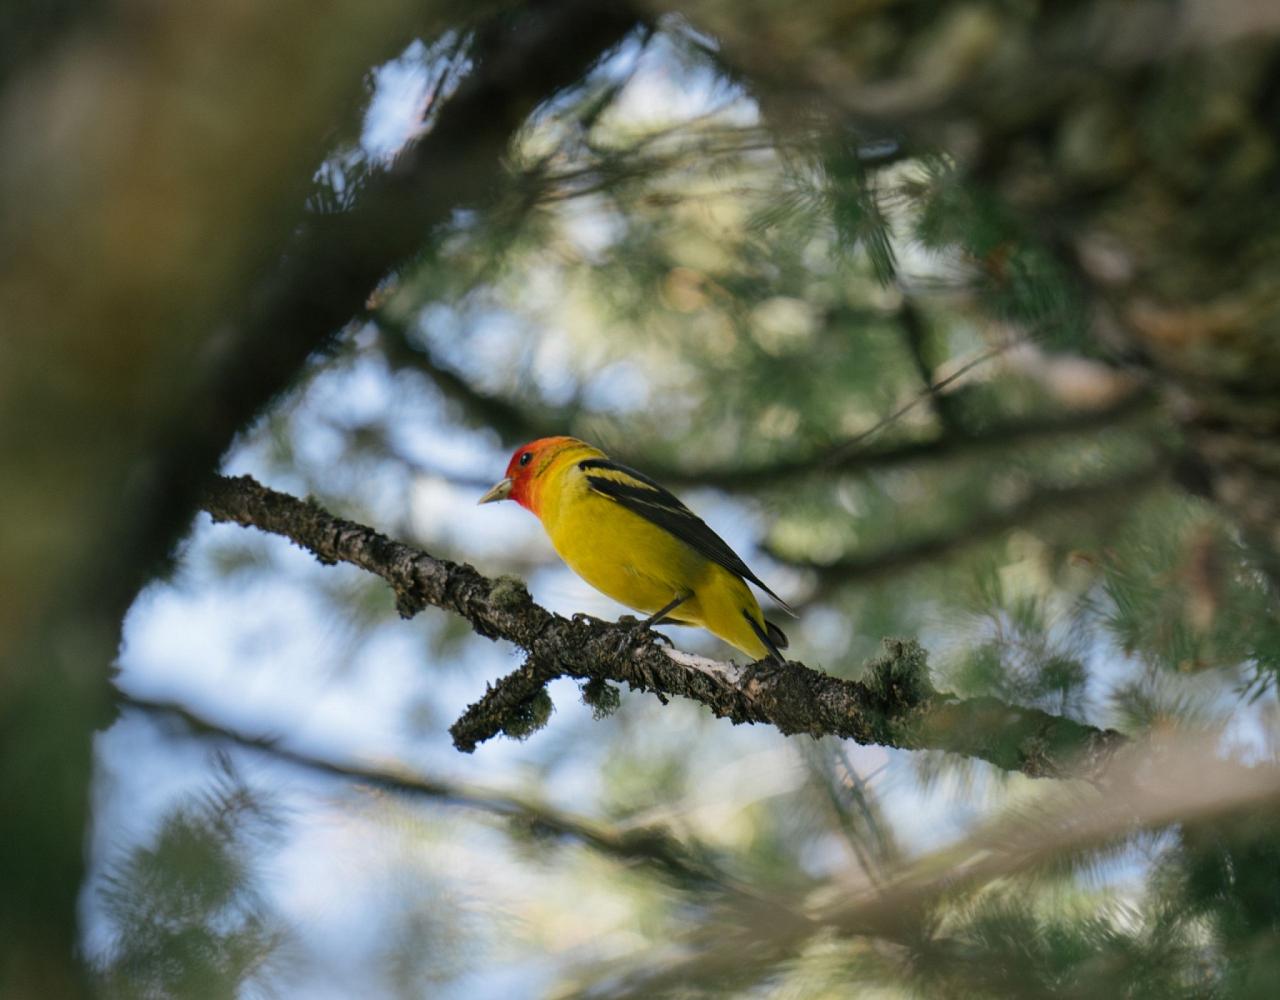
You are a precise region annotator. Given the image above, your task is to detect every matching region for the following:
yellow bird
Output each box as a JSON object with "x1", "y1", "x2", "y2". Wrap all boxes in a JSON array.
[{"x1": 479, "y1": 436, "x2": 794, "y2": 661}]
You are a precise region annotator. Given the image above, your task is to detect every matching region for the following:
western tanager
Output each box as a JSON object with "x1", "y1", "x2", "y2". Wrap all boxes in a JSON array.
[{"x1": 479, "y1": 436, "x2": 794, "y2": 661}]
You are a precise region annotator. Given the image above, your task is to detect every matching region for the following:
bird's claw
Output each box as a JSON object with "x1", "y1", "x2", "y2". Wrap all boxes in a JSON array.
[
  {"x1": 629, "y1": 626, "x2": 674, "y2": 648},
  {"x1": 571, "y1": 611, "x2": 606, "y2": 626},
  {"x1": 610, "y1": 615, "x2": 674, "y2": 655}
]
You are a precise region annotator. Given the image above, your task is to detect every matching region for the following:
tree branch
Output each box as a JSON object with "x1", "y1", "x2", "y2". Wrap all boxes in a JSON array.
[
  {"x1": 772, "y1": 460, "x2": 1170, "y2": 592},
  {"x1": 370, "y1": 322, "x2": 1154, "y2": 493},
  {"x1": 895, "y1": 295, "x2": 967, "y2": 433},
  {"x1": 647, "y1": 389, "x2": 1156, "y2": 491},
  {"x1": 142, "y1": 1, "x2": 641, "y2": 577},
  {"x1": 202, "y1": 474, "x2": 1127, "y2": 780},
  {"x1": 577, "y1": 733, "x2": 1280, "y2": 998},
  {"x1": 116, "y1": 691, "x2": 755, "y2": 895},
  {"x1": 375, "y1": 313, "x2": 581, "y2": 444}
]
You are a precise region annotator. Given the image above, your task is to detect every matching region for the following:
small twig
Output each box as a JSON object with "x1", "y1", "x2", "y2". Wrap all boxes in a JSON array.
[
  {"x1": 895, "y1": 295, "x2": 966, "y2": 433},
  {"x1": 823, "y1": 345, "x2": 1008, "y2": 466}
]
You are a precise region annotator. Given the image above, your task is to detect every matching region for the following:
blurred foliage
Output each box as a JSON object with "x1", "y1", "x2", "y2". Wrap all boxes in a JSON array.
[
  {"x1": 23, "y1": 4, "x2": 1277, "y2": 999},
  {"x1": 94, "y1": 757, "x2": 292, "y2": 999}
]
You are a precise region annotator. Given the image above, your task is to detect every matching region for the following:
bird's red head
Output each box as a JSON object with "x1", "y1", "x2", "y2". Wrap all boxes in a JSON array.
[{"x1": 478, "y1": 436, "x2": 585, "y2": 513}]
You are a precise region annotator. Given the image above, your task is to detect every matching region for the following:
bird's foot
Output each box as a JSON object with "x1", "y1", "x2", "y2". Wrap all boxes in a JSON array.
[
  {"x1": 571, "y1": 611, "x2": 607, "y2": 627},
  {"x1": 612, "y1": 614, "x2": 674, "y2": 655},
  {"x1": 624, "y1": 614, "x2": 676, "y2": 646}
]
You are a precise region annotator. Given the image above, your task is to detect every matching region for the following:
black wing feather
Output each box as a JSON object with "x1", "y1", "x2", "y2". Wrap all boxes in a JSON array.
[{"x1": 579, "y1": 458, "x2": 795, "y2": 615}]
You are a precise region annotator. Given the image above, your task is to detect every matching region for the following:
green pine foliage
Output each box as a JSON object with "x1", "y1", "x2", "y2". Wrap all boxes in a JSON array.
[{"x1": 95, "y1": 758, "x2": 291, "y2": 999}]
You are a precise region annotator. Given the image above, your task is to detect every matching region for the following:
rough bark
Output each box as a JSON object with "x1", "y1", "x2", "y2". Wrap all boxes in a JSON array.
[{"x1": 204, "y1": 474, "x2": 1127, "y2": 781}]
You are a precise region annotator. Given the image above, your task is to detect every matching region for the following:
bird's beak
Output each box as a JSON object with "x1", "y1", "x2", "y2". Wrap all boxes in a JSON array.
[{"x1": 477, "y1": 477, "x2": 514, "y2": 505}]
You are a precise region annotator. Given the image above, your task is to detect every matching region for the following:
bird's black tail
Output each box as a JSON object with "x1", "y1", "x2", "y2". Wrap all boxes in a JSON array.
[{"x1": 744, "y1": 611, "x2": 789, "y2": 663}]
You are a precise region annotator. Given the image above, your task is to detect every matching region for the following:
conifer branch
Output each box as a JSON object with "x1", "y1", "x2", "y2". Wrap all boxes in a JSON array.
[
  {"x1": 649, "y1": 390, "x2": 1156, "y2": 490},
  {"x1": 116, "y1": 691, "x2": 761, "y2": 895},
  {"x1": 375, "y1": 314, "x2": 583, "y2": 443},
  {"x1": 773, "y1": 460, "x2": 1170, "y2": 593},
  {"x1": 581, "y1": 734, "x2": 1280, "y2": 999},
  {"x1": 371, "y1": 325, "x2": 1153, "y2": 492},
  {"x1": 202, "y1": 474, "x2": 1126, "y2": 780}
]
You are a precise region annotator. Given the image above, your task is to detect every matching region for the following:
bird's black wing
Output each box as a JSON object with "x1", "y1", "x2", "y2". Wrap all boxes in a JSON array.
[{"x1": 578, "y1": 457, "x2": 796, "y2": 616}]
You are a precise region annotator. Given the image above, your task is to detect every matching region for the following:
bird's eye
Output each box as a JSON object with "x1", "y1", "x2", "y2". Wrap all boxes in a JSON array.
[{"x1": 518, "y1": 452, "x2": 532, "y2": 467}]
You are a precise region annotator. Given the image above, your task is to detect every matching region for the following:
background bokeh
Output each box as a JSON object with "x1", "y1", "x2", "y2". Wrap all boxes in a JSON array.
[{"x1": 6, "y1": 4, "x2": 1280, "y2": 998}]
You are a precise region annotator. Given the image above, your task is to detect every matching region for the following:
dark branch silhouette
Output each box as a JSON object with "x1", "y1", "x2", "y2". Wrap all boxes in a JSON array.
[
  {"x1": 375, "y1": 317, "x2": 1155, "y2": 492},
  {"x1": 376, "y1": 314, "x2": 582, "y2": 443},
  {"x1": 895, "y1": 295, "x2": 968, "y2": 433},
  {"x1": 202, "y1": 474, "x2": 1127, "y2": 780},
  {"x1": 117, "y1": 691, "x2": 766, "y2": 897},
  {"x1": 772, "y1": 460, "x2": 1170, "y2": 593},
  {"x1": 650, "y1": 389, "x2": 1156, "y2": 490},
  {"x1": 146, "y1": 1, "x2": 641, "y2": 570}
]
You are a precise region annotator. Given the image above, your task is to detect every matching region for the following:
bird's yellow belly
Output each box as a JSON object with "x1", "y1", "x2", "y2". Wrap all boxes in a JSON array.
[{"x1": 549, "y1": 502, "x2": 704, "y2": 617}]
